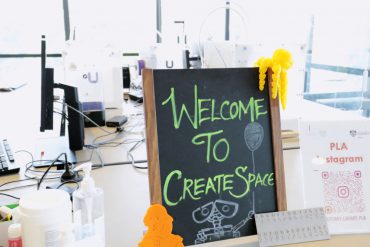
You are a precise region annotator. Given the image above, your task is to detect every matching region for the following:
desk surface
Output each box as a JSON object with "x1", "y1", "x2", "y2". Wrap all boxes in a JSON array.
[{"x1": 1, "y1": 86, "x2": 370, "y2": 246}]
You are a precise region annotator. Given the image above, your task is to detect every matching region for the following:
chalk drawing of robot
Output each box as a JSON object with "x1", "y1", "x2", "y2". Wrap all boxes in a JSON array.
[{"x1": 192, "y1": 200, "x2": 254, "y2": 244}]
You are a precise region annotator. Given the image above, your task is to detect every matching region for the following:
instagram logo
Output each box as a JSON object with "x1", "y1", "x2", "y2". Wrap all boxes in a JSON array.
[
  {"x1": 322, "y1": 172, "x2": 329, "y2": 179},
  {"x1": 337, "y1": 186, "x2": 349, "y2": 198},
  {"x1": 354, "y1": 171, "x2": 361, "y2": 178}
]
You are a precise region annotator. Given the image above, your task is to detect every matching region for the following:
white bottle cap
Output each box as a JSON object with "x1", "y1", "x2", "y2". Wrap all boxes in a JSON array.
[{"x1": 8, "y1": 223, "x2": 21, "y2": 239}]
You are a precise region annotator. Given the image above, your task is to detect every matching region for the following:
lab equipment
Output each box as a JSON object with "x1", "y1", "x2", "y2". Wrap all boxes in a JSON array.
[{"x1": 202, "y1": 41, "x2": 249, "y2": 68}]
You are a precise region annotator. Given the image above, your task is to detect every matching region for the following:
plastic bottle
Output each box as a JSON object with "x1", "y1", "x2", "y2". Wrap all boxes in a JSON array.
[
  {"x1": 8, "y1": 223, "x2": 22, "y2": 247},
  {"x1": 72, "y1": 162, "x2": 105, "y2": 245}
]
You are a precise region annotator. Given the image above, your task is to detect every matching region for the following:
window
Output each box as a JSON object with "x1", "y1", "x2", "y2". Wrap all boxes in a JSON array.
[
  {"x1": 303, "y1": 8, "x2": 370, "y2": 116},
  {"x1": 68, "y1": 0, "x2": 156, "y2": 51},
  {"x1": 2, "y1": 0, "x2": 369, "y2": 119},
  {"x1": 0, "y1": 0, "x2": 65, "y2": 54},
  {"x1": 161, "y1": 0, "x2": 226, "y2": 45},
  {"x1": 0, "y1": 0, "x2": 65, "y2": 121}
]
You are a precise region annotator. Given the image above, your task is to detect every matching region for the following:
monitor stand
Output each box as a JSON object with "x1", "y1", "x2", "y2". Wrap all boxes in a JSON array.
[
  {"x1": 33, "y1": 94, "x2": 78, "y2": 168},
  {"x1": 34, "y1": 83, "x2": 84, "y2": 168},
  {"x1": 33, "y1": 136, "x2": 77, "y2": 168}
]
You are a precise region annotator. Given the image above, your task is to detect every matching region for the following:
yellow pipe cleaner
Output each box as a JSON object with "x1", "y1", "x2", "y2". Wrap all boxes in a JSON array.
[{"x1": 255, "y1": 48, "x2": 293, "y2": 109}]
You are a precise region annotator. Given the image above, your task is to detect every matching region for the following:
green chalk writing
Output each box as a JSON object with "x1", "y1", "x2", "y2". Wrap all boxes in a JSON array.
[
  {"x1": 163, "y1": 165, "x2": 275, "y2": 207},
  {"x1": 192, "y1": 130, "x2": 230, "y2": 163},
  {"x1": 161, "y1": 85, "x2": 268, "y2": 130}
]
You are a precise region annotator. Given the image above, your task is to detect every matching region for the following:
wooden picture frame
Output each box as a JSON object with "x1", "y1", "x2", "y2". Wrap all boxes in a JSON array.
[{"x1": 143, "y1": 68, "x2": 287, "y2": 244}]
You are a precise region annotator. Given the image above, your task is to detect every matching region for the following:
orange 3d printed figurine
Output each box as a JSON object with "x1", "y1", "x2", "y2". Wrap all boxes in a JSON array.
[{"x1": 139, "y1": 204, "x2": 184, "y2": 247}]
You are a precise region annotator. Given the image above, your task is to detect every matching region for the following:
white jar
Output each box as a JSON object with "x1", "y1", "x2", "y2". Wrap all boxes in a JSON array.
[{"x1": 18, "y1": 189, "x2": 72, "y2": 247}]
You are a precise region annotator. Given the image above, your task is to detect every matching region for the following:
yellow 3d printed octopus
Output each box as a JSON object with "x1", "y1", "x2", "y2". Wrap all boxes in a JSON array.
[{"x1": 255, "y1": 48, "x2": 293, "y2": 110}]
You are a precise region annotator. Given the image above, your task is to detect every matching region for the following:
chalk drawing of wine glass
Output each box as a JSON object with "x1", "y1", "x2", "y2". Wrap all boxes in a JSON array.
[{"x1": 244, "y1": 122, "x2": 264, "y2": 215}]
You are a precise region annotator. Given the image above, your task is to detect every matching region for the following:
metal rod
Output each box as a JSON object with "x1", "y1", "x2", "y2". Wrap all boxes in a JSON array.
[
  {"x1": 225, "y1": 1, "x2": 230, "y2": 41},
  {"x1": 63, "y1": 0, "x2": 71, "y2": 41},
  {"x1": 304, "y1": 15, "x2": 315, "y2": 93},
  {"x1": 307, "y1": 63, "x2": 369, "y2": 77},
  {"x1": 156, "y1": 0, "x2": 162, "y2": 43},
  {"x1": 0, "y1": 54, "x2": 62, "y2": 58}
]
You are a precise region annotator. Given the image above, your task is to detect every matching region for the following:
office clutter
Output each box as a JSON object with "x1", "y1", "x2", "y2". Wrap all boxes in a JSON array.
[
  {"x1": 0, "y1": 204, "x2": 18, "y2": 247},
  {"x1": 255, "y1": 48, "x2": 293, "y2": 109},
  {"x1": 3, "y1": 175, "x2": 105, "y2": 247},
  {"x1": 139, "y1": 204, "x2": 184, "y2": 247}
]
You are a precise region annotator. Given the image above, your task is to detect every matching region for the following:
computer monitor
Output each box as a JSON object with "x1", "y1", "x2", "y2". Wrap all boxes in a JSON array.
[
  {"x1": 40, "y1": 35, "x2": 54, "y2": 131},
  {"x1": 39, "y1": 35, "x2": 85, "y2": 154}
]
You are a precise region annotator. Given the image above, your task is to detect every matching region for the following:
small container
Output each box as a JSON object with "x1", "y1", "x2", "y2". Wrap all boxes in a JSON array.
[
  {"x1": 18, "y1": 189, "x2": 72, "y2": 247},
  {"x1": 8, "y1": 223, "x2": 22, "y2": 247}
]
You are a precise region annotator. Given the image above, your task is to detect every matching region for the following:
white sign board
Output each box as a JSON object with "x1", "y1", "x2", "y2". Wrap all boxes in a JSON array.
[{"x1": 300, "y1": 120, "x2": 370, "y2": 234}]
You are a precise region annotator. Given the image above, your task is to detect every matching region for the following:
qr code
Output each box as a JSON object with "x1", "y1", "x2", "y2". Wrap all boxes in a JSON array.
[{"x1": 322, "y1": 170, "x2": 365, "y2": 214}]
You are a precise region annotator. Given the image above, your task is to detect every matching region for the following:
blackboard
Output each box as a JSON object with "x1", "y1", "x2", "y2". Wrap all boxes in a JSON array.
[{"x1": 143, "y1": 68, "x2": 286, "y2": 246}]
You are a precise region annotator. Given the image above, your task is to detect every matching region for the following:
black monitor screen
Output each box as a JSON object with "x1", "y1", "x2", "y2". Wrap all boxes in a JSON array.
[{"x1": 40, "y1": 35, "x2": 54, "y2": 132}]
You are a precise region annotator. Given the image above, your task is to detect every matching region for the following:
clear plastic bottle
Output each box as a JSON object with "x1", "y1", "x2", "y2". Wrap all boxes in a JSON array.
[
  {"x1": 72, "y1": 163, "x2": 105, "y2": 245},
  {"x1": 8, "y1": 223, "x2": 22, "y2": 247}
]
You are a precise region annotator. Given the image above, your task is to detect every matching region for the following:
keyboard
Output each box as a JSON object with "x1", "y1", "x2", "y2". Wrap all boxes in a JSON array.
[{"x1": 0, "y1": 139, "x2": 19, "y2": 176}]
